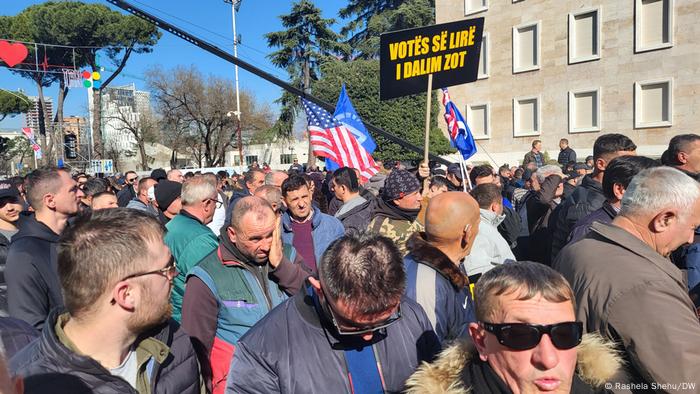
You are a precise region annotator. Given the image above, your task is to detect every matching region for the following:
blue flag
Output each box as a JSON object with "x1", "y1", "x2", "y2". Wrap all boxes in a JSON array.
[
  {"x1": 442, "y1": 88, "x2": 477, "y2": 160},
  {"x1": 325, "y1": 84, "x2": 376, "y2": 171}
]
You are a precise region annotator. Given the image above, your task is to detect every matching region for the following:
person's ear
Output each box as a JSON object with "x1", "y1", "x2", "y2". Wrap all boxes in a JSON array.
[
  {"x1": 227, "y1": 226, "x2": 238, "y2": 244},
  {"x1": 112, "y1": 281, "x2": 136, "y2": 310},
  {"x1": 461, "y1": 223, "x2": 472, "y2": 248},
  {"x1": 43, "y1": 193, "x2": 56, "y2": 209},
  {"x1": 468, "y1": 323, "x2": 489, "y2": 362},
  {"x1": 489, "y1": 201, "x2": 500, "y2": 214},
  {"x1": 651, "y1": 210, "x2": 677, "y2": 233},
  {"x1": 612, "y1": 183, "x2": 626, "y2": 201},
  {"x1": 678, "y1": 151, "x2": 689, "y2": 165},
  {"x1": 595, "y1": 157, "x2": 606, "y2": 172},
  {"x1": 308, "y1": 276, "x2": 322, "y2": 294}
]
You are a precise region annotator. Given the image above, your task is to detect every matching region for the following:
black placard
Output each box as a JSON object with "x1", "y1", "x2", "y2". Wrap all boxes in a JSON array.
[{"x1": 379, "y1": 18, "x2": 484, "y2": 100}]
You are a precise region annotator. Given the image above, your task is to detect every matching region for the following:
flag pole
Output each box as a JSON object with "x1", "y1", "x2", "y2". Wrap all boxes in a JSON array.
[
  {"x1": 458, "y1": 156, "x2": 467, "y2": 193},
  {"x1": 423, "y1": 74, "x2": 433, "y2": 164},
  {"x1": 462, "y1": 159, "x2": 473, "y2": 191}
]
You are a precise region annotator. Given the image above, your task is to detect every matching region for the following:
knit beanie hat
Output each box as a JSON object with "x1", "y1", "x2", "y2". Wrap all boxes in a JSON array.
[
  {"x1": 150, "y1": 168, "x2": 167, "y2": 182},
  {"x1": 155, "y1": 180, "x2": 182, "y2": 210},
  {"x1": 382, "y1": 169, "x2": 421, "y2": 201}
]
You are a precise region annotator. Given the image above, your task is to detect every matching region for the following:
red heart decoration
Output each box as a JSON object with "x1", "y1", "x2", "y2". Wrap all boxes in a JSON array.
[{"x1": 0, "y1": 40, "x2": 29, "y2": 68}]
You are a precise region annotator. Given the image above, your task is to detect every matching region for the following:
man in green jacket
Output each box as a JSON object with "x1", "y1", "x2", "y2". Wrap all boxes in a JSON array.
[{"x1": 165, "y1": 175, "x2": 219, "y2": 322}]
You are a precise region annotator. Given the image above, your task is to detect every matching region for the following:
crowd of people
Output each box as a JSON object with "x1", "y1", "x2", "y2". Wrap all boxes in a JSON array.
[{"x1": 0, "y1": 132, "x2": 698, "y2": 393}]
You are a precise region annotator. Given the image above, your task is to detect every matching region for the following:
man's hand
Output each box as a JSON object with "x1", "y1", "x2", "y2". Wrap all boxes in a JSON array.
[
  {"x1": 418, "y1": 162, "x2": 430, "y2": 179},
  {"x1": 268, "y1": 216, "x2": 283, "y2": 269}
]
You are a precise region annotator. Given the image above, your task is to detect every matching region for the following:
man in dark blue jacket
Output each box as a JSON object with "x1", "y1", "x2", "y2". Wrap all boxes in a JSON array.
[
  {"x1": 6, "y1": 168, "x2": 83, "y2": 330},
  {"x1": 227, "y1": 233, "x2": 441, "y2": 393}
]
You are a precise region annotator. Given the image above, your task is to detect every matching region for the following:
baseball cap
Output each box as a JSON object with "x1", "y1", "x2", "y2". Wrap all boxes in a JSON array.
[
  {"x1": 447, "y1": 163, "x2": 463, "y2": 180},
  {"x1": 0, "y1": 181, "x2": 20, "y2": 200}
]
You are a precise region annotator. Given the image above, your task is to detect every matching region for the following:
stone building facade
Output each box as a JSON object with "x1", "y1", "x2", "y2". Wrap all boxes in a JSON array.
[{"x1": 435, "y1": 0, "x2": 697, "y2": 166}]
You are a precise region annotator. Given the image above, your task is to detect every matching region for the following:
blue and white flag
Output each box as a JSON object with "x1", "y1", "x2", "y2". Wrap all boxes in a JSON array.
[
  {"x1": 326, "y1": 84, "x2": 376, "y2": 171},
  {"x1": 442, "y1": 88, "x2": 477, "y2": 160}
]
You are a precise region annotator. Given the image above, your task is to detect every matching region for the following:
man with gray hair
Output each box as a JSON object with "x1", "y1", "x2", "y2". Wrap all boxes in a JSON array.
[
  {"x1": 264, "y1": 170, "x2": 288, "y2": 190},
  {"x1": 164, "y1": 176, "x2": 220, "y2": 322},
  {"x1": 555, "y1": 167, "x2": 700, "y2": 392}
]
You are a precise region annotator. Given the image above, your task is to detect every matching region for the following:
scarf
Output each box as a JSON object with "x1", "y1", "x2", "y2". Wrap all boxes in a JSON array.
[{"x1": 373, "y1": 198, "x2": 420, "y2": 222}]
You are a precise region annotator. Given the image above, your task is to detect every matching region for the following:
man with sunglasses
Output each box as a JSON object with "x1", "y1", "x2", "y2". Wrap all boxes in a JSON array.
[
  {"x1": 10, "y1": 208, "x2": 206, "y2": 394},
  {"x1": 227, "y1": 233, "x2": 441, "y2": 394},
  {"x1": 0, "y1": 181, "x2": 24, "y2": 316},
  {"x1": 407, "y1": 261, "x2": 622, "y2": 393},
  {"x1": 117, "y1": 171, "x2": 139, "y2": 207}
]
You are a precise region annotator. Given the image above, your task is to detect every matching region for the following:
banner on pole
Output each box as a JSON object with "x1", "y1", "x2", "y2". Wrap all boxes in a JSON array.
[
  {"x1": 21, "y1": 127, "x2": 42, "y2": 159},
  {"x1": 379, "y1": 18, "x2": 484, "y2": 100}
]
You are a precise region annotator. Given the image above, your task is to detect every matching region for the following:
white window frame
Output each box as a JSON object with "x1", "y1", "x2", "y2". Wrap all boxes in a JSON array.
[
  {"x1": 568, "y1": 88, "x2": 601, "y2": 133},
  {"x1": 464, "y1": 0, "x2": 488, "y2": 16},
  {"x1": 512, "y1": 21, "x2": 541, "y2": 74},
  {"x1": 513, "y1": 95, "x2": 541, "y2": 137},
  {"x1": 634, "y1": 0, "x2": 674, "y2": 53},
  {"x1": 568, "y1": 7, "x2": 602, "y2": 64},
  {"x1": 634, "y1": 78, "x2": 673, "y2": 128},
  {"x1": 466, "y1": 102, "x2": 491, "y2": 140},
  {"x1": 478, "y1": 32, "x2": 489, "y2": 79}
]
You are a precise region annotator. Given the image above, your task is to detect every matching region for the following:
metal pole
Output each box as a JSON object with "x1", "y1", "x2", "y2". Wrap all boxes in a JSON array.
[{"x1": 230, "y1": 0, "x2": 243, "y2": 166}]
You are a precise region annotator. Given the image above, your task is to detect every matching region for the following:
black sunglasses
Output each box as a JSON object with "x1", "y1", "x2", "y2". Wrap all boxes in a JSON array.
[
  {"x1": 481, "y1": 321, "x2": 583, "y2": 351},
  {"x1": 321, "y1": 292, "x2": 401, "y2": 336}
]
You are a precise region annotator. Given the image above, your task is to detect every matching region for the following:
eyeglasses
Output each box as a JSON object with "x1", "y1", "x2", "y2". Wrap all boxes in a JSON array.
[
  {"x1": 322, "y1": 294, "x2": 402, "y2": 336},
  {"x1": 121, "y1": 259, "x2": 178, "y2": 282},
  {"x1": 127, "y1": 176, "x2": 139, "y2": 183},
  {"x1": 481, "y1": 321, "x2": 583, "y2": 351},
  {"x1": 204, "y1": 198, "x2": 223, "y2": 208}
]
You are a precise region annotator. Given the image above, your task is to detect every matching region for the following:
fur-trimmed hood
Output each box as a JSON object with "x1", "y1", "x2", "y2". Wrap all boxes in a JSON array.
[
  {"x1": 406, "y1": 232, "x2": 469, "y2": 291},
  {"x1": 405, "y1": 333, "x2": 624, "y2": 393}
]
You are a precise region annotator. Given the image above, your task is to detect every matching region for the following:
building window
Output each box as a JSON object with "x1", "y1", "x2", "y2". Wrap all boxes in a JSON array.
[
  {"x1": 635, "y1": 0, "x2": 673, "y2": 52},
  {"x1": 466, "y1": 103, "x2": 490, "y2": 139},
  {"x1": 634, "y1": 78, "x2": 672, "y2": 128},
  {"x1": 568, "y1": 88, "x2": 601, "y2": 133},
  {"x1": 280, "y1": 154, "x2": 295, "y2": 165},
  {"x1": 512, "y1": 21, "x2": 541, "y2": 73},
  {"x1": 568, "y1": 7, "x2": 601, "y2": 64},
  {"x1": 464, "y1": 0, "x2": 488, "y2": 15},
  {"x1": 513, "y1": 95, "x2": 541, "y2": 136},
  {"x1": 245, "y1": 155, "x2": 259, "y2": 166},
  {"x1": 478, "y1": 33, "x2": 489, "y2": 79}
]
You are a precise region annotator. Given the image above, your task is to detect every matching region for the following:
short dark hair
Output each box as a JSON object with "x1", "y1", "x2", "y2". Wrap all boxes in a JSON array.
[
  {"x1": 593, "y1": 133, "x2": 637, "y2": 161},
  {"x1": 498, "y1": 164, "x2": 511, "y2": 175},
  {"x1": 602, "y1": 156, "x2": 661, "y2": 201},
  {"x1": 319, "y1": 233, "x2": 406, "y2": 316},
  {"x1": 137, "y1": 177, "x2": 154, "y2": 194},
  {"x1": 125, "y1": 171, "x2": 137, "y2": 177},
  {"x1": 532, "y1": 139, "x2": 542, "y2": 148},
  {"x1": 83, "y1": 178, "x2": 110, "y2": 197},
  {"x1": 471, "y1": 183, "x2": 502, "y2": 209},
  {"x1": 91, "y1": 191, "x2": 115, "y2": 201},
  {"x1": 25, "y1": 167, "x2": 68, "y2": 209},
  {"x1": 560, "y1": 138, "x2": 569, "y2": 144},
  {"x1": 469, "y1": 164, "x2": 494, "y2": 186},
  {"x1": 429, "y1": 175, "x2": 449, "y2": 190},
  {"x1": 184, "y1": 172, "x2": 195, "y2": 179},
  {"x1": 332, "y1": 167, "x2": 359, "y2": 193},
  {"x1": 281, "y1": 175, "x2": 308, "y2": 197},
  {"x1": 667, "y1": 134, "x2": 700, "y2": 166},
  {"x1": 244, "y1": 169, "x2": 264, "y2": 186},
  {"x1": 58, "y1": 208, "x2": 165, "y2": 318},
  {"x1": 217, "y1": 170, "x2": 229, "y2": 179}
]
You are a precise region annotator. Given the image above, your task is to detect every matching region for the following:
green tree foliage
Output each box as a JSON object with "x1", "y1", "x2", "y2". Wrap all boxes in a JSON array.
[
  {"x1": 0, "y1": 136, "x2": 33, "y2": 175},
  {"x1": 339, "y1": 0, "x2": 434, "y2": 58},
  {"x1": 312, "y1": 59, "x2": 452, "y2": 162},
  {"x1": 0, "y1": 90, "x2": 30, "y2": 122},
  {"x1": 265, "y1": 0, "x2": 348, "y2": 143}
]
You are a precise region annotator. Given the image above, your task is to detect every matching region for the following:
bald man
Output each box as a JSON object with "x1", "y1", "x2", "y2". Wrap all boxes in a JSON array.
[{"x1": 403, "y1": 192, "x2": 480, "y2": 343}]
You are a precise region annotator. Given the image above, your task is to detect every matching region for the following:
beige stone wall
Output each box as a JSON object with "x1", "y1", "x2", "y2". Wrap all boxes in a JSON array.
[{"x1": 435, "y1": 0, "x2": 699, "y2": 166}]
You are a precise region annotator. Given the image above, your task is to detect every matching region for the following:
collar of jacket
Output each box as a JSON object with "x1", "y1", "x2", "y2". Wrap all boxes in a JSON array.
[
  {"x1": 11, "y1": 212, "x2": 60, "y2": 243},
  {"x1": 406, "y1": 233, "x2": 468, "y2": 291},
  {"x1": 580, "y1": 175, "x2": 603, "y2": 192},
  {"x1": 589, "y1": 221, "x2": 685, "y2": 285},
  {"x1": 282, "y1": 204, "x2": 322, "y2": 232},
  {"x1": 179, "y1": 209, "x2": 204, "y2": 225},
  {"x1": 373, "y1": 197, "x2": 420, "y2": 222},
  {"x1": 479, "y1": 208, "x2": 506, "y2": 227},
  {"x1": 601, "y1": 201, "x2": 618, "y2": 220},
  {"x1": 336, "y1": 197, "x2": 373, "y2": 221},
  {"x1": 405, "y1": 333, "x2": 624, "y2": 394}
]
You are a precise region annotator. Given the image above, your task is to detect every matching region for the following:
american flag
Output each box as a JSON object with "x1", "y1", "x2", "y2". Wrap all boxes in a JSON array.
[{"x1": 302, "y1": 99, "x2": 379, "y2": 182}]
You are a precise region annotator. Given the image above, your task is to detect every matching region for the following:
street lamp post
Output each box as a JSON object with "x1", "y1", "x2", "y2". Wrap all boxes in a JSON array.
[{"x1": 223, "y1": 0, "x2": 243, "y2": 168}]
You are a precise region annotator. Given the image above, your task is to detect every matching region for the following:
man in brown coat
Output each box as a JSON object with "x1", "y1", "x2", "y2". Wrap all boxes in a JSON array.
[{"x1": 554, "y1": 167, "x2": 700, "y2": 393}]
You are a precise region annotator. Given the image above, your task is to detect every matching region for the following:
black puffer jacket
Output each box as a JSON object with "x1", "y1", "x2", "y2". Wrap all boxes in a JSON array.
[{"x1": 10, "y1": 310, "x2": 204, "y2": 394}]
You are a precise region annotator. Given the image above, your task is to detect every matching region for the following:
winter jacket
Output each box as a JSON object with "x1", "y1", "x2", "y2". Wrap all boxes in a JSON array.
[
  {"x1": 165, "y1": 210, "x2": 219, "y2": 322},
  {"x1": 406, "y1": 333, "x2": 623, "y2": 394},
  {"x1": 523, "y1": 150, "x2": 544, "y2": 167},
  {"x1": 524, "y1": 174, "x2": 562, "y2": 265},
  {"x1": 226, "y1": 285, "x2": 441, "y2": 393},
  {"x1": 0, "y1": 316, "x2": 38, "y2": 359},
  {"x1": 281, "y1": 205, "x2": 344, "y2": 266},
  {"x1": 335, "y1": 197, "x2": 375, "y2": 235},
  {"x1": 550, "y1": 175, "x2": 606, "y2": 260},
  {"x1": 365, "y1": 172, "x2": 387, "y2": 196},
  {"x1": 0, "y1": 230, "x2": 13, "y2": 316},
  {"x1": 11, "y1": 311, "x2": 205, "y2": 394},
  {"x1": 404, "y1": 233, "x2": 476, "y2": 344},
  {"x1": 182, "y1": 234, "x2": 309, "y2": 394},
  {"x1": 672, "y1": 228, "x2": 700, "y2": 307},
  {"x1": 126, "y1": 198, "x2": 158, "y2": 216},
  {"x1": 116, "y1": 185, "x2": 136, "y2": 208},
  {"x1": 468, "y1": 209, "x2": 516, "y2": 276},
  {"x1": 558, "y1": 147, "x2": 577, "y2": 168},
  {"x1": 497, "y1": 205, "x2": 521, "y2": 249},
  {"x1": 369, "y1": 198, "x2": 424, "y2": 256},
  {"x1": 554, "y1": 222, "x2": 700, "y2": 393},
  {"x1": 223, "y1": 188, "x2": 251, "y2": 228},
  {"x1": 5, "y1": 214, "x2": 63, "y2": 330},
  {"x1": 567, "y1": 201, "x2": 618, "y2": 246}
]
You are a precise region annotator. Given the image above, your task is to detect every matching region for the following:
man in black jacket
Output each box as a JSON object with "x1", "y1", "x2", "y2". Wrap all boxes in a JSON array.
[
  {"x1": 227, "y1": 233, "x2": 441, "y2": 393},
  {"x1": 6, "y1": 168, "x2": 83, "y2": 330},
  {"x1": 332, "y1": 167, "x2": 374, "y2": 234},
  {"x1": 549, "y1": 134, "x2": 636, "y2": 260},
  {"x1": 116, "y1": 171, "x2": 138, "y2": 207},
  {"x1": 10, "y1": 208, "x2": 205, "y2": 394},
  {"x1": 557, "y1": 138, "x2": 577, "y2": 169}
]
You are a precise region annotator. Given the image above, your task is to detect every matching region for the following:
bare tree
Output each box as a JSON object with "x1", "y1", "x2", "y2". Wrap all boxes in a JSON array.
[{"x1": 104, "y1": 106, "x2": 159, "y2": 171}]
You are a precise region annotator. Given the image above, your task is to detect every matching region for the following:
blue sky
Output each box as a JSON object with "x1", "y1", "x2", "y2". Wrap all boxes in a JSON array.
[{"x1": 0, "y1": 0, "x2": 346, "y2": 129}]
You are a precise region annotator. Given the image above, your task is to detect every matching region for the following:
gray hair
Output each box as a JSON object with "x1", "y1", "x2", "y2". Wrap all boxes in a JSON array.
[
  {"x1": 265, "y1": 171, "x2": 288, "y2": 186},
  {"x1": 474, "y1": 261, "x2": 575, "y2": 321},
  {"x1": 181, "y1": 175, "x2": 217, "y2": 206},
  {"x1": 620, "y1": 167, "x2": 700, "y2": 220},
  {"x1": 535, "y1": 165, "x2": 564, "y2": 184}
]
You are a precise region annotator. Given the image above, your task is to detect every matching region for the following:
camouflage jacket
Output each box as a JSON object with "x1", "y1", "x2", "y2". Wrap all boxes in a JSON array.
[{"x1": 369, "y1": 216, "x2": 425, "y2": 256}]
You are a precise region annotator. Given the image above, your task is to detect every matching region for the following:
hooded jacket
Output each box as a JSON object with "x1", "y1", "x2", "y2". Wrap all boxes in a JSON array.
[
  {"x1": 10, "y1": 310, "x2": 204, "y2": 394},
  {"x1": 405, "y1": 333, "x2": 623, "y2": 394},
  {"x1": 5, "y1": 213, "x2": 63, "y2": 330},
  {"x1": 280, "y1": 205, "x2": 344, "y2": 266},
  {"x1": 467, "y1": 209, "x2": 516, "y2": 277},
  {"x1": 335, "y1": 197, "x2": 375, "y2": 235},
  {"x1": 404, "y1": 233, "x2": 476, "y2": 344}
]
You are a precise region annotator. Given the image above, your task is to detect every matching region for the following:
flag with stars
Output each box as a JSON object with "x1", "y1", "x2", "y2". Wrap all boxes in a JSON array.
[{"x1": 302, "y1": 98, "x2": 379, "y2": 182}]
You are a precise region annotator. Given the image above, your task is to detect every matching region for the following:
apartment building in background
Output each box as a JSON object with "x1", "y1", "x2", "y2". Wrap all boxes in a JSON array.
[
  {"x1": 24, "y1": 96, "x2": 54, "y2": 134},
  {"x1": 435, "y1": 0, "x2": 696, "y2": 165}
]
